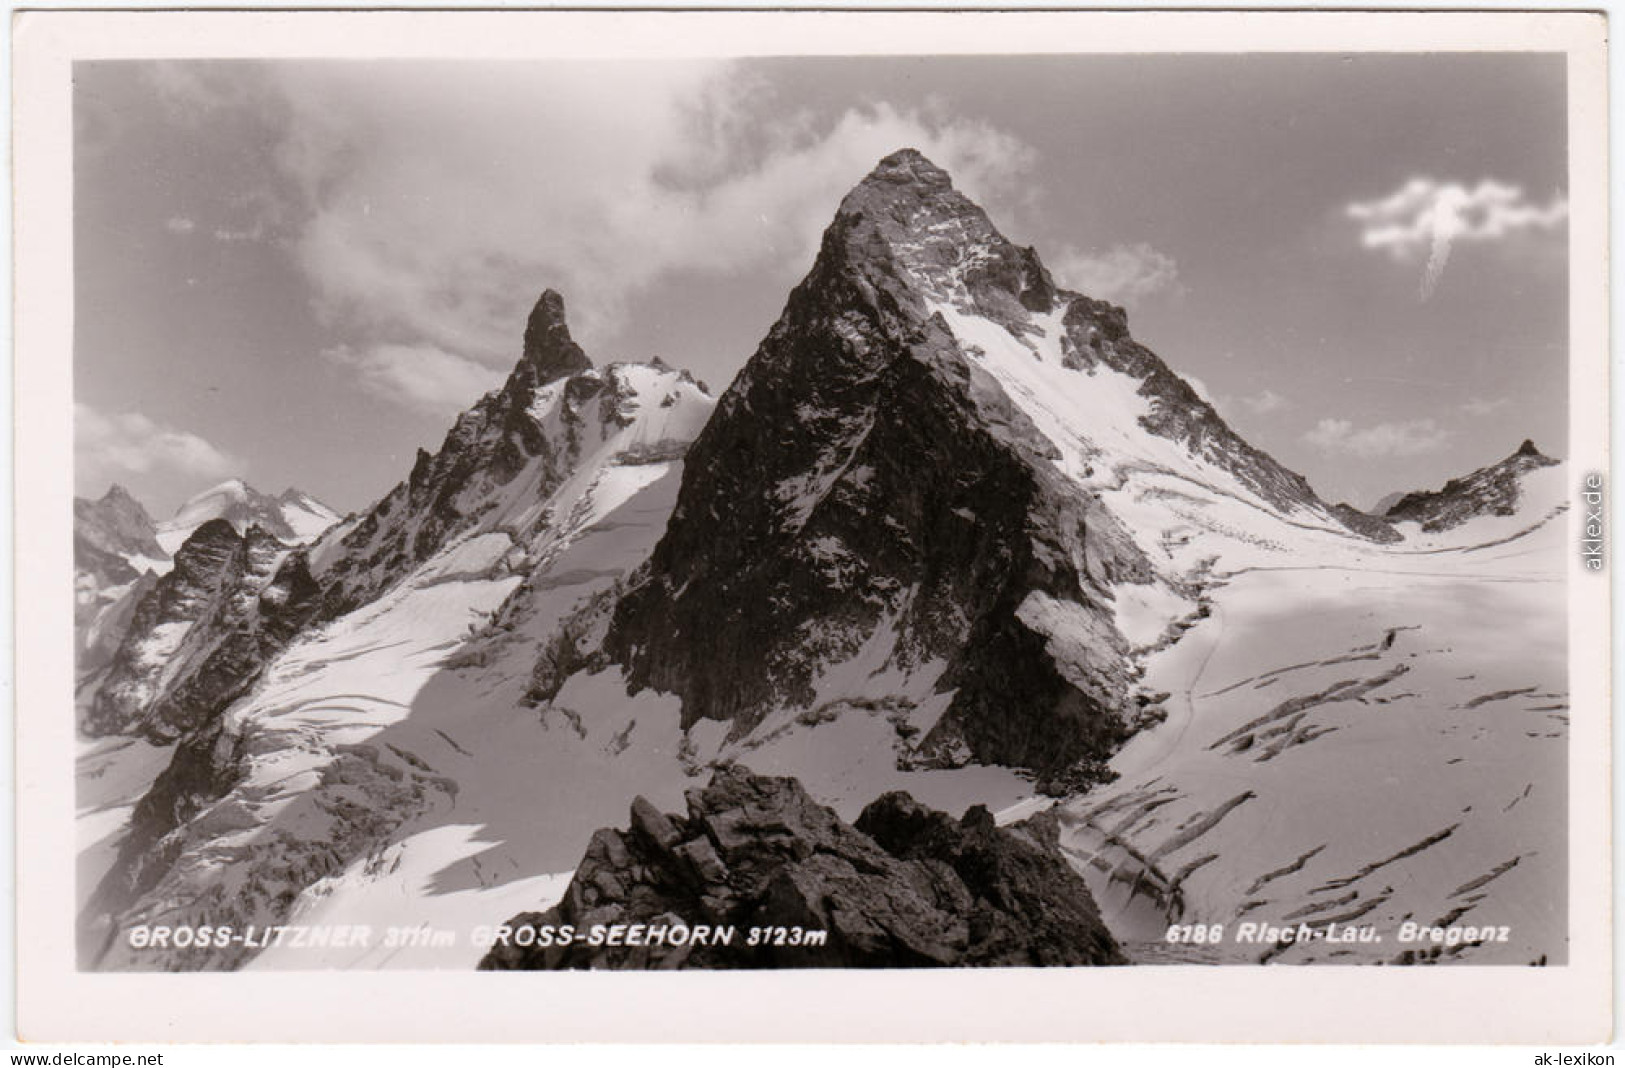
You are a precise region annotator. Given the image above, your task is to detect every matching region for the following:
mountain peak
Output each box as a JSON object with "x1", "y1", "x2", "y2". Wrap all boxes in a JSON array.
[
  {"x1": 101, "y1": 483, "x2": 139, "y2": 505},
  {"x1": 199, "y1": 478, "x2": 250, "y2": 500},
  {"x1": 1382, "y1": 440, "x2": 1560, "y2": 532},
  {"x1": 520, "y1": 289, "x2": 592, "y2": 386},
  {"x1": 160, "y1": 477, "x2": 307, "y2": 547},
  {"x1": 838, "y1": 148, "x2": 971, "y2": 226},
  {"x1": 818, "y1": 149, "x2": 1056, "y2": 327},
  {"x1": 863, "y1": 148, "x2": 955, "y2": 192}
]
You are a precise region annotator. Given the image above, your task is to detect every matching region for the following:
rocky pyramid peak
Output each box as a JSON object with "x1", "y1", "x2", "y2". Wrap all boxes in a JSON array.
[
  {"x1": 836, "y1": 148, "x2": 982, "y2": 230},
  {"x1": 1516, "y1": 438, "x2": 1547, "y2": 459},
  {"x1": 100, "y1": 483, "x2": 141, "y2": 505},
  {"x1": 862, "y1": 147, "x2": 956, "y2": 192},
  {"x1": 819, "y1": 149, "x2": 1056, "y2": 324},
  {"x1": 520, "y1": 289, "x2": 592, "y2": 387}
]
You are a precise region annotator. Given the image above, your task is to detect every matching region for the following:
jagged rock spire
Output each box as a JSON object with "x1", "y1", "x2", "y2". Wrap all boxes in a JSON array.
[{"x1": 520, "y1": 289, "x2": 592, "y2": 386}]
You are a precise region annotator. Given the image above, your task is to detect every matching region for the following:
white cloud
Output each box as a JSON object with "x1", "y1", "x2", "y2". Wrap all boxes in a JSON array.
[
  {"x1": 248, "y1": 62, "x2": 1036, "y2": 403},
  {"x1": 1346, "y1": 177, "x2": 1567, "y2": 298},
  {"x1": 1303, "y1": 417, "x2": 1449, "y2": 459},
  {"x1": 212, "y1": 223, "x2": 266, "y2": 243},
  {"x1": 322, "y1": 343, "x2": 504, "y2": 417},
  {"x1": 1462, "y1": 396, "x2": 1511, "y2": 417},
  {"x1": 1240, "y1": 389, "x2": 1288, "y2": 415},
  {"x1": 1049, "y1": 242, "x2": 1179, "y2": 306},
  {"x1": 165, "y1": 216, "x2": 196, "y2": 235},
  {"x1": 1205, "y1": 386, "x2": 1290, "y2": 421},
  {"x1": 76, "y1": 403, "x2": 239, "y2": 483}
]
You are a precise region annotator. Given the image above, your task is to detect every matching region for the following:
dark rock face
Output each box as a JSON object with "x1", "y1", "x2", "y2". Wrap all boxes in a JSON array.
[
  {"x1": 1383, "y1": 441, "x2": 1560, "y2": 532},
  {"x1": 83, "y1": 521, "x2": 315, "y2": 742},
  {"x1": 599, "y1": 148, "x2": 1322, "y2": 775},
  {"x1": 478, "y1": 765, "x2": 1123, "y2": 970},
  {"x1": 84, "y1": 520, "x2": 256, "y2": 736},
  {"x1": 319, "y1": 289, "x2": 596, "y2": 616},
  {"x1": 142, "y1": 550, "x2": 323, "y2": 740},
  {"x1": 522, "y1": 289, "x2": 594, "y2": 386},
  {"x1": 87, "y1": 711, "x2": 255, "y2": 940},
  {"x1": 1328, "y1": 503, "x2": 1403, "y2": 544}
]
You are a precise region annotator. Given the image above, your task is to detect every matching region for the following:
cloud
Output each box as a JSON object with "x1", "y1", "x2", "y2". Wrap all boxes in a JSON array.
[
  {"x1": 165, "y1": 216, "x2": 196, "y2": 235},
  {"x1": 1049, "y1": 243, "x2": 1180, "y2": 306},
  {"x1": 1303, "y1": 417, "x2": 1449, "y2": 459},
  {"x1": 212, "y1": 222, "x2": 267, "y2": 243},
  {"x1": 76, "y1": 403, "x2": 239, "y2": 483},
  {"x1": 1346, "y1": 177, "x2": 1567, "y2": 298},
  {"x1": 1240, "y1": 389, "x2": 1288, "y2": 415},
  {"x1": 1462, "y1": 396, "x2": 1511, "y2": 417},
  {"x1": 322, "y1": 343, "x2": 504, "y2": 417},
  {"x1": 234, "y1": 61, "x2": 1036, "y2": 404}
]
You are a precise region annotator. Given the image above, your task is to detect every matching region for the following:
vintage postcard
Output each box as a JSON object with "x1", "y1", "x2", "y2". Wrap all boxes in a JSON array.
[{"x1": 13, "y1": 7, "x2": 1611, "y2": 1044}]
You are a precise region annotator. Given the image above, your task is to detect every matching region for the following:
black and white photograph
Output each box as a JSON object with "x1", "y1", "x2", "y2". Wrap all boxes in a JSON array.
[{"x1": 13, "y1": 7, "x2": 1611, "y2": 1046}]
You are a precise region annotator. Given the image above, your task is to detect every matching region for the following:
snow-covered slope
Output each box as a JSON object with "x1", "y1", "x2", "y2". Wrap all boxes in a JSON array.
[
  {"x1": 275, "y1": 489, "x2": 344, "y2": 542},
  {"x1": 1036, "y1": 463, "x2": 1568, "y2": 964}
]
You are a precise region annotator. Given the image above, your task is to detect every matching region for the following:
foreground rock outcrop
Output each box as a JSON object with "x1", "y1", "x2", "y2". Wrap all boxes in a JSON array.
[{"x1": 479, "y1": 766, "x2": 1123, "y2": 970}]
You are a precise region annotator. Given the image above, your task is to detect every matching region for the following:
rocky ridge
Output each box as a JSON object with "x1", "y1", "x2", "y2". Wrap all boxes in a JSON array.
[
  {"x1": 82, "y1": 291, "x2": 715, "y2": 967},
  {"x1": 1382, "y1": 439, "x2": 1561, "y2": 532},
  {"x1": 480, "y1": 765, "x2": 1123, "y2": 969},
  {"x1": 84, "y1": 290, "x2": 656, "y2": 747},
  {"x1": 316, "y1": 290, "x2": 662, "y2": 616},
  {"x1": 84, "y1": 520, "x2": 314, "y2": 741}
]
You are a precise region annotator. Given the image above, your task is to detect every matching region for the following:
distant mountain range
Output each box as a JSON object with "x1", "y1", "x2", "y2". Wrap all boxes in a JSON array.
[
  {"x1": 75, "y1": 150, "x2": 1569, "y2": 971},
  {"x1": 72, "y1": 479, "x2": 338, "y2": 684},
  {"x1": 155, "y1": 479, "x2": 341, "y2": 554}
]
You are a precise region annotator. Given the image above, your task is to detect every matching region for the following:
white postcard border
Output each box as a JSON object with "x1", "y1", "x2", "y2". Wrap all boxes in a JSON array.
[{"x1": 13, "y1": 8, "x2": 1611, "y2": 1044}]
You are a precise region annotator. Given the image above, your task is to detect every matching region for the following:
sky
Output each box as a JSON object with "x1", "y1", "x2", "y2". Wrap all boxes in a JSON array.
[{"x1": 74, "y1": 54, "x2": 1569, "y2": 515}]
